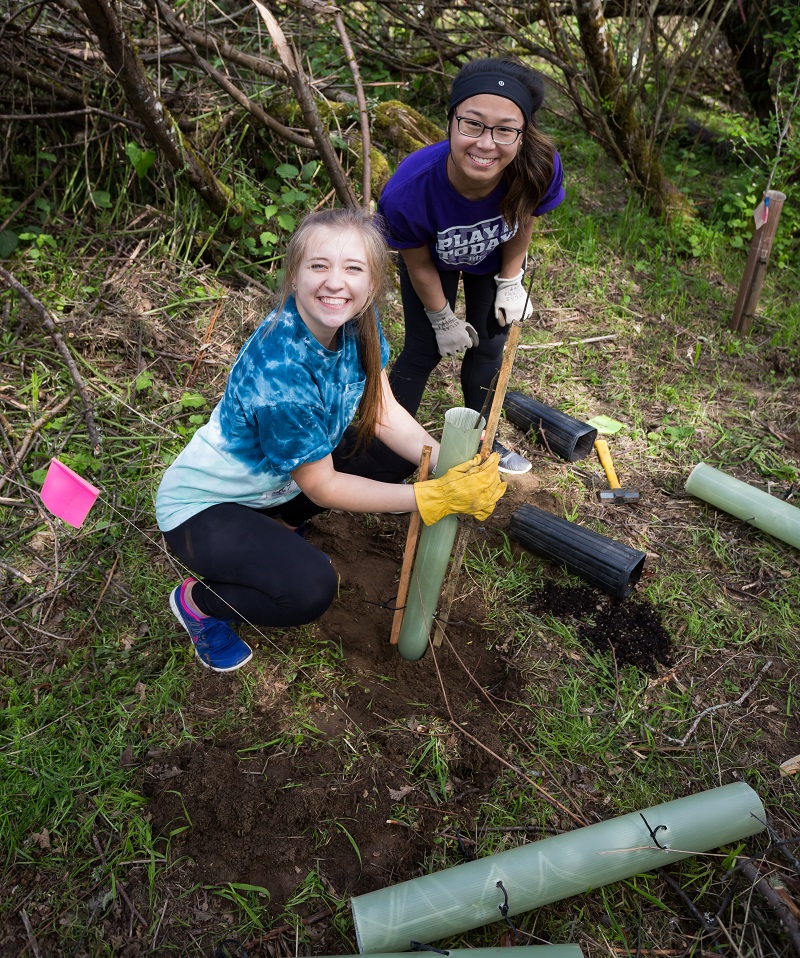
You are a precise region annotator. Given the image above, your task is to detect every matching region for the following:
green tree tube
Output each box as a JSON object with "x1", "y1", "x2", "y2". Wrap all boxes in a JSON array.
[
  {"x1": 685, "y1": 462, "x2": 800, "y2": 550},
  {"x1": 397, "y1": 407, "x2": 483, "y2": 661},
  {"x1": 312, "y1": 950, "x2": 581, "y2": 958},
  {"x1": 351, "y1": 783, "x2": 765, "y2": 953}
]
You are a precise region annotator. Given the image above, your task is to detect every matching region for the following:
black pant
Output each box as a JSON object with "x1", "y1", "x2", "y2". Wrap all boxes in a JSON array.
[
  {"x1": 389, "y1": 259, "x2": 509, "y2": 416},
  {"x1": 163, "y1": 427, "x2": 417, "y2": 626}
]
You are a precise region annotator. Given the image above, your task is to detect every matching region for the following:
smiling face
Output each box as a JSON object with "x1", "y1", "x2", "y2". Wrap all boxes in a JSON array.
[
  {"x1": 447, "y1": 93, "x2": 525, "y2": 198},
  {"x1": 291, "y1": 226, "x2": 373, "y2": 349}
]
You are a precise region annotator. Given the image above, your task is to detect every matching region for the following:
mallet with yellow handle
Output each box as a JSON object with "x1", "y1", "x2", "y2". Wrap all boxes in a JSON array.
[{"x1": 594, "y1": 438, "x2": 640, "y2": 502}]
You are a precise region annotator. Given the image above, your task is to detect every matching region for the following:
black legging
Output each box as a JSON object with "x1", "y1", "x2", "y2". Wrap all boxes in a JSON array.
[
  {"x1": 389, "y1": 258, "x2": 509, "y2": 417},
  {"x1": 163, "y1": 426, "x2": 417, "y2": 626}
]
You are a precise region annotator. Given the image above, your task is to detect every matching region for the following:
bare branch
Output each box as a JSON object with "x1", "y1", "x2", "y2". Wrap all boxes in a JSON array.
[
  {"x1": 76, "y1": 0, "x2": 237, "y2": 219},
  {"x1": 251, "y1": 0, "x2": 357, "y2": 209},
  {"x1": 152, "y1": 0, "x2": 316, "y2": 150},
  {"x1": 332, "y1": 11, "x2": 371, "y2": 208},
  {"x1": 0, "y1": 266, "x2": 101, "y2": 453}
]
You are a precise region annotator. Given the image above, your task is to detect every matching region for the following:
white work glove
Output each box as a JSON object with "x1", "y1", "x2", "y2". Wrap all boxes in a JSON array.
[
  {"x1": 494, "y1": 269, "x2": 533, "y2": 327},
  {"x1": 425, "y1": 303, "x2": 479, "y2": 358}
]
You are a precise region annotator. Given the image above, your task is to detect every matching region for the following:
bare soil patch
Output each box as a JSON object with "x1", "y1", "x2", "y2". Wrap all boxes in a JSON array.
[{"x1": 144, "y1": 505, "x2": 516, "y2": 952}]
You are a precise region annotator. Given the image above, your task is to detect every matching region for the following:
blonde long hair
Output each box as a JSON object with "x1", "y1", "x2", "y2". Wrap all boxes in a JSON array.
[{"x1": 279, "y1": 208, "x2": 390, "y2": 447}]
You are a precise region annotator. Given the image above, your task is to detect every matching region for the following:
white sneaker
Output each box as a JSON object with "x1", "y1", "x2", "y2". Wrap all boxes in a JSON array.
[{"x1": 493, "y1": 441, "x2": 532, "y2": 475}]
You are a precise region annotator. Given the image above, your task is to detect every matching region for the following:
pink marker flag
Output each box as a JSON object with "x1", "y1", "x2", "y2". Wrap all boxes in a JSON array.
[{"x1": 40, "y1": 458, "x2": 100, "y2": 528}]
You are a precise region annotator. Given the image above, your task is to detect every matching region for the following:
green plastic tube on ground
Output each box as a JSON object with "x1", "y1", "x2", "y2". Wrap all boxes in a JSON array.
[
  {"x1": 351, "y1": 782, "x2": 765, "y2": 953},
  {"x1": 311, "y1": 950, "x2": 582, "y2": 958},
  {"x1": 397, "y1": 407, "x2": 483, "y2": 661},
  {"x1": 685, "y1": 462, "x2": 800, "y2": 550}
]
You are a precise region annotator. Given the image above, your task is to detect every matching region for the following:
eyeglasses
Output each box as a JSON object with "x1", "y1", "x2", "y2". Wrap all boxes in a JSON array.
[{"x1": 454, "y1": 115, "x2": 524, "y2": 145}]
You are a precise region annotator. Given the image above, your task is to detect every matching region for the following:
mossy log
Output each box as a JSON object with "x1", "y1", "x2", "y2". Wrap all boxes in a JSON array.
[
  {"x1": 373, "y1": 100, "x2": 445, "y2": 155},
  {"x1": 272, "y1": 97, "x2": 352, "y2": 125}
]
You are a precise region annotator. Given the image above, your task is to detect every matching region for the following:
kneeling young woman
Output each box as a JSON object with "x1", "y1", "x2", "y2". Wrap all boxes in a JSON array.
[{"x1": 156, "y1": 208, "x2": 505, "y2": 672}]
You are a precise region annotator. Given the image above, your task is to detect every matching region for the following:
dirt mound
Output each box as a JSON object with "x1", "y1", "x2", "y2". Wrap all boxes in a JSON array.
[
  {"x1": 529, "y1": 584, "x2": 673, "y2": 672},
  {"x1": 145, "y1": 509, "x2": 508, "y2": 935}
]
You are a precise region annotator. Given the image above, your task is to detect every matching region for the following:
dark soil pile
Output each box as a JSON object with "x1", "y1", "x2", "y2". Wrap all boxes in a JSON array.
[
  {"x1": 529, "y1": 584, "x2": 673, "y2": 673},
  {"x1": 578, "y1": 602, "x2": 673, "y2": 673}
]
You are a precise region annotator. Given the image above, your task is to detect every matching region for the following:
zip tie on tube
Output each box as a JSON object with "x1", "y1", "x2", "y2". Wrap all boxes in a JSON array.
[
  {"x1": 410, "y1": 943, "x2": 450, "y2": 955},
  {"x1": 640, "y1": 813, "x2": 669, "y2": 850},
  {"x1": 496, "y1": 881, "x2": 522, "y2": 942}
]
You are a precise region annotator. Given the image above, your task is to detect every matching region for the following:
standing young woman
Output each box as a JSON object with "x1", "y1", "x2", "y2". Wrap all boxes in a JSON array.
[
  {"x1": 155, "y1": 208, "x2": 505, "y2": 673},
  {"x1": 378, "y1": 58, "x2": 565, "y2": 474}
]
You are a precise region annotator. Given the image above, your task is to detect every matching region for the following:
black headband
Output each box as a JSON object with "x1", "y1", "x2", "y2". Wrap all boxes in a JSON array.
[{"x1": 448, "y1": 71, "x2": 537, "y2": 120}]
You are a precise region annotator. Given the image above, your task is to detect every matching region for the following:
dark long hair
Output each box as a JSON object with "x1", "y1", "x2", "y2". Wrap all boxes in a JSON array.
[
  {"x1": 279, "y1": 208, "x2": 390, "y2": 447},
  {"x1": 448, "y1": 58, "x2": 556, "y2": 229}
]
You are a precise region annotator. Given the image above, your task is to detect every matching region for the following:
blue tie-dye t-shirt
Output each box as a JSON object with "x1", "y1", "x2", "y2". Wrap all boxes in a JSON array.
[{"x1": 155, "y1": 297, "x2": 389, "y2": 532}]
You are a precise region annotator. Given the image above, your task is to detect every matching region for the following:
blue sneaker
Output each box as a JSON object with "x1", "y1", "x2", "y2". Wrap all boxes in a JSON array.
[{"x1": 169, "y1": 578, "x2": 253, "y2": 673}]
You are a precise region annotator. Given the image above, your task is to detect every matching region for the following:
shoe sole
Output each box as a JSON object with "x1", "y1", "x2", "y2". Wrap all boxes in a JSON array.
[
  {"x1": 498, "y1": 461, "x2": 533, "y2": 475},
  {"x1": 169, "y1": 590, "x2": 253, "y2": 674}
]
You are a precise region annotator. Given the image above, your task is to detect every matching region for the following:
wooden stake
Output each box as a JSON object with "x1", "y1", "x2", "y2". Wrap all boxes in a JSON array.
[
  {"x1": 432, "y1": 314, "x2": 525, "y2": 647},
  {"x1": 389, "y1": 445, "x2": 432, "y2": 645},
  {"x1": 432, "y1": 523, "x2": 470, "y2": 647},
  {"x1": 480, "y1": 321, "x2": 522, "y2": 458},
  {"x1": 730, "y1": 189, "x2": 786, "y2": 335}
]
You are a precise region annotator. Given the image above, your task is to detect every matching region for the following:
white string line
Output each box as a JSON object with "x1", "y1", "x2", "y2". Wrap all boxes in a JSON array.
[{"x1": 84, "y1": 377, "x2": 188, "y2": 440}]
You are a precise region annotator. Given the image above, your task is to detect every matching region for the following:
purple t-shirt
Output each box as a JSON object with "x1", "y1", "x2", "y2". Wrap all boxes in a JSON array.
[{"x1": 377, "y1": 140, "x2": 564, "y2": 274}]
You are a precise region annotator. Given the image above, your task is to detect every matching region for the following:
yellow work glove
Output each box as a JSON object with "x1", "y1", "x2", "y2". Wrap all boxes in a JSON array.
[{"x1": 413, "y1": 453, "x2": 507, "y2": 526}]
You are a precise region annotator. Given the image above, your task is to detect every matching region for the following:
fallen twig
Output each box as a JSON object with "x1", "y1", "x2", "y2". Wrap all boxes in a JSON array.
[
  {"x1": 0, "y1": 266, "x2": 101, "y2": 450},
  {"x1": 440, "y1": 631, "x2": 590, "y2": 826},
  {"x1": 736, "y1": 859, "x2": 800, "y2": 958},
  {"x1": 243, "y1": 906, "x2": 332, "y2": 950},
  {"x1": 184, "y1": 300, "x2": 223, "y2": 389},
  {"x1": 91, "y1": 833, "x2": 147, "y2": 928},
  {"x1": 0, "y1": 559, "x2": 33, "y2": 584},
  {"x1": 0, "y1": 392, "x2": 77, "y2": 494},
  {"x1": 74, "y1": 553, "x2": 120, "y2": 641},
  {"x1": 646, "y1": 660, "x2": 772, "y2": 747},
  {"x1": 518, "y1": 334, "x2": 618, "y2": 349},
  {"x1": 20, "y1": 909, "x2": 43, "y2": 958},
  {"x1": 657, "y1": 867, "x2": 717, "y2": 932},
  {"x1": 427, "y1": 636, "x2": 587, "y2": 828},
  {"x1": 750, "y1": 815, "x2": 800, "y2": 873}
]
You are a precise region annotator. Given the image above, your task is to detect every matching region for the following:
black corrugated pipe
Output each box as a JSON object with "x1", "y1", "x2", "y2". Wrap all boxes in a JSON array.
[
  {"x1": 503, "y1": 392, "x2": 597, "y2": 462},
  {"x1": 509, "y1": 504, "x2": 646, "y2": 599}
]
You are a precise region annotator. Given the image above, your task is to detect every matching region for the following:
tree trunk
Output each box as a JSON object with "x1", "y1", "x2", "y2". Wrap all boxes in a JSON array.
[
  {"x1": 572, "y1": 0, "x2": 680, "y2": 218},
  {"x1": 76, "y1": 0, "x2": 237, "y2": 219},
  {"x1": 721, "y1": 0, "x2": 776, "y2": 123}
]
